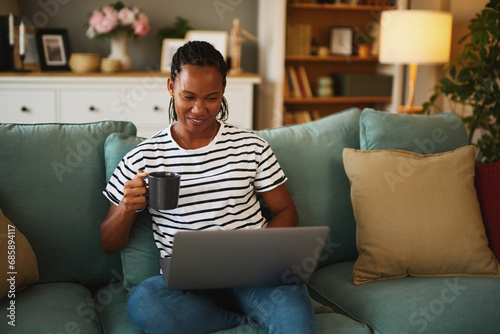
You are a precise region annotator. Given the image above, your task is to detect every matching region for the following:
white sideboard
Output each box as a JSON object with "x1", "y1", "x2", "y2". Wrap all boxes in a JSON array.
[{"x1": 0, "y1": 71, "x2": 261, "y2": 138}]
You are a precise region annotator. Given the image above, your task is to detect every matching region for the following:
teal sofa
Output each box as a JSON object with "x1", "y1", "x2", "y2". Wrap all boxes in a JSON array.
[{"x1": 1, "y1": 108, "x2": 499, "y2": 334}]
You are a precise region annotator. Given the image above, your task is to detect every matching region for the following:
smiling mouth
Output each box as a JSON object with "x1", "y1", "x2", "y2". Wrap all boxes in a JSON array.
[{"x1": 188, "y1": 118, "x2": 206, "y2": 125}]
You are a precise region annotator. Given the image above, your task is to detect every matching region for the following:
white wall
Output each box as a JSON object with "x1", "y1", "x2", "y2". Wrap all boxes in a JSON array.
[{"x1": 17, "y1": 0, "x2": 259, "y2": 72}]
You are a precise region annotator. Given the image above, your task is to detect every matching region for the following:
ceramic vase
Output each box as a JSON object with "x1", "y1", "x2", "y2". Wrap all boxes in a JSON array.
[{"x1": 109, "y1": 31, "x2": 131, "y2": 71}]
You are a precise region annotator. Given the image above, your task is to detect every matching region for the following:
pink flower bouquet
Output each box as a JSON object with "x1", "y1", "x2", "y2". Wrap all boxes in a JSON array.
[{"x1": 87, "y1": 1, "x2": 150, "y2": 39}]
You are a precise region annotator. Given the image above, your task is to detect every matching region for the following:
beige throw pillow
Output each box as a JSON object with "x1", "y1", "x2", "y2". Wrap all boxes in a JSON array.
[
  {"x1": 0, "y1": 209, "x2": 39, "y2": 298},
  {"x1": 343, "y1": 146, "x2": 500, "y2": 285}
]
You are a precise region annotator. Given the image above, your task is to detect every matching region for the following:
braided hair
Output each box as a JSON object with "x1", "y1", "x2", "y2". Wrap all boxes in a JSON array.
[{"x1": 169, "y1": 41, "x2": 229, "y2": 122}]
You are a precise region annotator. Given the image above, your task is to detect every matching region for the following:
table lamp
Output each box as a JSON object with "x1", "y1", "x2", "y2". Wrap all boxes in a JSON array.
[{"x1": 379, "y1": 10, "x2": 452, "y2": 114}]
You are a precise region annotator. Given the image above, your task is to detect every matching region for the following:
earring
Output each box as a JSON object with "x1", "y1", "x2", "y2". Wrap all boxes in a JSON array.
[{"x1": 168, "y1": 97, "x2": 177, "y2": 122}]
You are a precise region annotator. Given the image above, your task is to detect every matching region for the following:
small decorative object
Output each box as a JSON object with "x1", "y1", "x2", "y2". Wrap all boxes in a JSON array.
[
  {"x1": 330, "y1": 27, "x2": 353, "y2": 56},
  {"x1": 160, "y1": 38, "x2": 186, "y2": 72},
  {"x1": 69, "y1": 53, "x2": 101, "y2": 73},
  {"x1": 317, "y1": 46, "x2": 330, "y2": 57},
  {"x1": 317, "y1": 76, "x2": 334, "y2": 97},
  {"x1": 228, "y1": 18, "x2": 257, "y2": 75},
  {"x1": 357, "y1": 44, "x2": 370, "y2": 58},
  {"x1": 5, "y1": 12, "x2": 15, "y2": 71},
  {"x1": 100, "y1": 57, "x2": 122, "y2": 73},
  {"x1": 87, "y1": 1, "x2": 150, "y2": 70},
  {"x1": 35, "y1": 28, "x2": 71, "y2": 71},
  {"x1": 354, "y1": 31, "x2": 372, "y2": 58}
]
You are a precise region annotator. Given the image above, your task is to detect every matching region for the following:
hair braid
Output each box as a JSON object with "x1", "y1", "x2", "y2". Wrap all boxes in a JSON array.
[{"x1": 169, "y1": 41, "x2": 228, "y2": 122}]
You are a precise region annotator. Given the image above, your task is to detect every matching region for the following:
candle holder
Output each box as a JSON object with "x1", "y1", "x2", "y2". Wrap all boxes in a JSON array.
[
  {"x1": 16, "y1": 54, "x2": 31, "y2": 73},
  {"x1": 8, "y1": 44, "x2": 16, "y2": 71}
]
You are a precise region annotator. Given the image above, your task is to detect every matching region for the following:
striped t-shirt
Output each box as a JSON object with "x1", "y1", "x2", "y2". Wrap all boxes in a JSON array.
[{"x1": 103, "y1": 120, "x2": 287, "y2": 258}]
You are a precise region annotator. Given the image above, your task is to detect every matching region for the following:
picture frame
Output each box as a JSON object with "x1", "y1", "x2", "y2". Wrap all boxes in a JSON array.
[
  {"x1": 185, "y1": 30, "x2": 228, "y2": 59},
  {"x1": 330, "y1": 27, "x2": 353, "y2": 56},
  {"x1": 160, "y1": 38, "x2": 186, "y2": 73},
  {"x1": 35, "y1": 28, "x2": 71, "y2": 71}
]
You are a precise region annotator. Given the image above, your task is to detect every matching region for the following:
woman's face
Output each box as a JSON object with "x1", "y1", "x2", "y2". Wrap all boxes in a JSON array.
[{"x1": 167, "y1": 64, "x2": 226, "y2": 136}]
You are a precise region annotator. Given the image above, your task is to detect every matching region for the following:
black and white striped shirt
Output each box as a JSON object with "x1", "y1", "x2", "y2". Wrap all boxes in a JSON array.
[{"x1": 104, "y1": 121, "x2": 287, "y2": 257}]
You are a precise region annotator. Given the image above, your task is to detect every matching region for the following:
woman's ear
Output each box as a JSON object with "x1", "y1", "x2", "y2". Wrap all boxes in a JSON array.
[{"x1": 167, "y1": 77, "x2": 174, "y2": 96}]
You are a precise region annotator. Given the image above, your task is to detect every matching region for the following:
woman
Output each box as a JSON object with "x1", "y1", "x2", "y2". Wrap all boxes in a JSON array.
[{"x1": 100, "y1": 41, "x2": 318, "y2": 334}]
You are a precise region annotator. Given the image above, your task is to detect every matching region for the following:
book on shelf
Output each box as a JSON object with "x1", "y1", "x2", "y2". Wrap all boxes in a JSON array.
[
  {"x1": 285, "y1": 66, "x2": 313, "y2": 99},
  {"x1": 287, "y1": 66, "x2": 302, "y2": 98},
  {"x1": 286, "y1": 24, "x2": 312, "y2": 56},
  {"x1": 297, "y1": 66, "x2": 313, "y2": 98}
]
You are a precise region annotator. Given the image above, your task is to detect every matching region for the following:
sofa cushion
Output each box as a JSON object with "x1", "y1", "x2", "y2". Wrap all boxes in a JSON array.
[
  {"x1": 213, "y1": 311, "x2": 371, "y2": 334},
  {"x1": 475, "y1": 161, "x2": 500, "y2": 261},
  {"x1": 94, "y1": 281, "x2": 142, "y2": 334},
  {"x1": 0, "y1": 209, "x2": 39, "y2": 298},
  {"x1": 0, "y1": 121, "x2": 136, "y2": 285},
  {"x1": 0, "y1": 282, "x2": 102, "y2": 333},
  {"x1": 309, "y1": 261, "x2": 500, "y2": 334},
  {"x1": 343, "y1": 146, "x2": 500, "y2": 285},
  {"x1": 360, "y1": 108, "x2": 469, "y2": 153},
  {"x1": 104, "y1": 133, "x2": 160, "y2": 293},
  {"x1": 255, "y1": 108, "x2": 362, "y2": 266}
]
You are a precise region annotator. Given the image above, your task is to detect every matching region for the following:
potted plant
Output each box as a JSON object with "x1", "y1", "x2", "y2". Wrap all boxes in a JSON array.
[
  {"x1": 157, "y1": 16, "x2": 192, "y2": 46},
  {"x1": 423, "y1": 0, "x2": 500, "y2": 163},
  {"x1": 354, "y1": 32, "x2": 372, "y2": 58}
]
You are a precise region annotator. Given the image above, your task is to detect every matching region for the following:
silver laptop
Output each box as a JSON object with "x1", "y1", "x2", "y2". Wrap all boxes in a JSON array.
[{"x1": 159, "y1": 226, "x2": 330, "y2": 290}]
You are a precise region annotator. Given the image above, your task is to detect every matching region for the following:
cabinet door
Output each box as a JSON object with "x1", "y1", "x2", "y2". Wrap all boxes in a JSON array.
[
  {"x1": 127, "y1": 89, "x2": 170, "y2": 131},
  {"x1": 225, "y1": 84, "x2": 254, "y2": 129},
  {"x1": 0, "y1": 89, "x2": 56, "y2": 123},
  {"x1": 60, "y1": 89, "x2": 125, "y2": 123}
]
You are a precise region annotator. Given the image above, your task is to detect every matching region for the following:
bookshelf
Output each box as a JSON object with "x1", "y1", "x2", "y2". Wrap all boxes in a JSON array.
[{"x1": 283, "y1": 1, "x2": 398, "y2": 124}]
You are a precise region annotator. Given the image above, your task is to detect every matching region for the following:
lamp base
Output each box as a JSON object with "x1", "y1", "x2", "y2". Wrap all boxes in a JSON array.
[{"x1": 397, "y1": 105, "x2": 423, "y2": 114}]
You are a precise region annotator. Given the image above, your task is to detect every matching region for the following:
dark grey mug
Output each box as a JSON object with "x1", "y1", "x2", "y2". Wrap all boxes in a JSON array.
[{"x1": 147, "y1": 172, "x2": 181, "y2": 210}]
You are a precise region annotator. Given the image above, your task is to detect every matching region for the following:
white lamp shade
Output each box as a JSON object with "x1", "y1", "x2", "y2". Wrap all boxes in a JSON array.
[{"x1": 379, "y1": 10, "x2": 453, "y2": 65}]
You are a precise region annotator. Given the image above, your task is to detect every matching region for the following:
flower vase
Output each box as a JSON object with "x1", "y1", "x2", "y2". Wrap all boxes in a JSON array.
[{"x1": 109, "y1": 31, "x2": 131, "y2": 71}]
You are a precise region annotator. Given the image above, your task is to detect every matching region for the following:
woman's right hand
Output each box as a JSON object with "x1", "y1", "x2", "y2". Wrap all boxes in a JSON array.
[
  {"x1": 100, "y1": 170, "x2": 149, "y2": 254},
  {"x1": 122, "y1": 170, "x2": 149, "y2": 212}
]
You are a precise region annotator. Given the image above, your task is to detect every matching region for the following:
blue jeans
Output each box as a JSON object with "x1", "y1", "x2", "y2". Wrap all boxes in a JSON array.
[{"x1": 127, "y1": 275, "x2": 318, "y2": 334}]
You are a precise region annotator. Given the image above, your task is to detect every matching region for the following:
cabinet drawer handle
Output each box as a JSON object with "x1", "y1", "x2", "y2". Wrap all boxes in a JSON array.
[
  {"x1": 89, "y1": 106, "x2": 96, "y2": 111},
  {"x1": 153, "y1": 105, "x2": 160, "y2": 111},
  {"x1": 21, "y1": 106, "x2": 29, "y2": 112}
]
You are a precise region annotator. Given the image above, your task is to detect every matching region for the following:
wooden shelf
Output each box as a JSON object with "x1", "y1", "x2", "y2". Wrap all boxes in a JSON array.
[
  {"x1": 291, "y1": 3, "x2": 397, "y2": 11},
  {"x1": 0, "y1": 70, "x2": 260, "y2": 79},
  {"x1": 284, "y1": 96, "x2": 392, "y2": 104},
  {"x1": 285, "y1": 55, "x2": 378, "y2": 62}
]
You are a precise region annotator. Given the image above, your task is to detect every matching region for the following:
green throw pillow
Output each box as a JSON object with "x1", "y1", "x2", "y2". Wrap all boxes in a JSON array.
[
  {"x1": 104, "y1": 133, "x2": 160, "y2": 293},
  {"x1": 359, "y1": 108, "x2": 469, "y2": 153}
]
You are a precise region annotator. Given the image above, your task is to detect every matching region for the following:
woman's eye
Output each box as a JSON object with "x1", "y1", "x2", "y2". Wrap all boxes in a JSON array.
[{"x1": 182, "y1": 95, "x2": 194, "y2": 100}]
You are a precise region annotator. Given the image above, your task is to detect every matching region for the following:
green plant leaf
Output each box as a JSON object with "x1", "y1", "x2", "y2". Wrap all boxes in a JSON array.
[{"x1": 449, "y1": 65, "x2": 457, "y2": 79}]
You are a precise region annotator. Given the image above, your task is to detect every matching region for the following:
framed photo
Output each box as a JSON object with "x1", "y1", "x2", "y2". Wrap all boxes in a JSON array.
[
  {"x1": 160, "y1": 38, "x2": 186, "y2": 73},
  {"x1": 330, "y1": 27, "x2": 353, "y2": 56},
  {"x1": 185, "y1": 30, "x2": 228, "y2": 59},
  {"x1": 35, "y1": 28, "x2": 71, "y2": 71}
]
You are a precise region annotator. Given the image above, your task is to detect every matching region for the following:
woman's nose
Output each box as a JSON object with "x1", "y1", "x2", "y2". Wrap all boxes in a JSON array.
[{"x1": 192, "y1": 99, "x2": 206, "y2": 114}]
